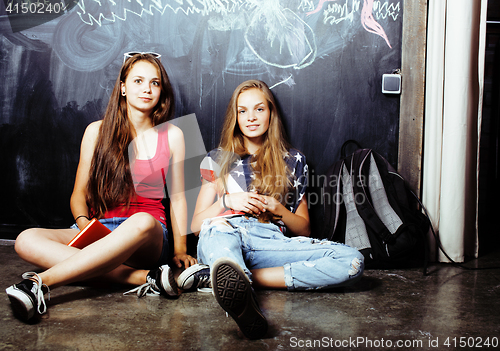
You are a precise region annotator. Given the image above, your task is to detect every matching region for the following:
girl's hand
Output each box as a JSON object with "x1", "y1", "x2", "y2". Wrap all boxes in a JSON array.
[
  {"x1": 224, "y1": 192, "x2": 267, "y2": 215},
  {"x1": 260, "y1": 195, "x2": 285, "y2": 216},
  {"x1": 172, "y1": 253, "x2": 197, "y2": 268}
]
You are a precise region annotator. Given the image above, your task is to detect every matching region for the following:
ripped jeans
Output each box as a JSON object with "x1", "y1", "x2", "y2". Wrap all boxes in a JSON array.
[{"x1": 197, "y1": 216, "x2": 364, "y2": 291}]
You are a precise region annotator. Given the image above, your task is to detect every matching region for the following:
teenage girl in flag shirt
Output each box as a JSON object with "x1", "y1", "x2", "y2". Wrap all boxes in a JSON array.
[{"x1": 191, "y1": 79, "x2": 365, "y2": 339}]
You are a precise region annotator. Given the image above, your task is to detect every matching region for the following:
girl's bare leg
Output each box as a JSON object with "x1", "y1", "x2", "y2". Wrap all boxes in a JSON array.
[
  {"x1": 15, "y1": 227, "x2": 147, "y2": 286},
  {"x1": 14, "y1": 213, "x2": 163, "y2": 288},
  {"x1": 250, "y1": 267, "x2": 287, "y2": 289}
]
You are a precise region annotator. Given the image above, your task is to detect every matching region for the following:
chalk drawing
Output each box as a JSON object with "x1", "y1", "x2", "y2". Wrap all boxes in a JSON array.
[
  {"x1": 306, "y1": 0, "x2": 338, "y2": 16},
  {"x1": 244, "y1": 1, "x2": 316, "y2": 70},
  {"x1": 71, "y1": 0, "x2": 313, "y2": 74},
  {"x1": 361, "y1": 0, "x2": 392, "y2": 48},
  {"x1": 298, "y1": 0, "x2": 315, "y2": 12},
  {"x1": 269, "y1": 74, "x2": 293, "y2": 89},
  {"x1": 373, "y1": 1, "x2": 400, "y2": 21},
  {"x1": 308, "y1": 0, "x2": 398, "y2": 48},
  {"x1": 319, "y1": 0, "x2": 360, "y2": 25},
  {"x1": 71, "y1": 0, "x2": 400, "y2": 69},
  {"x1": 6, "y1": 0, "x2": 401, "y2": 96},
  {"x1": 75, "y1": 0, "x2": 247, "y2": 25}
]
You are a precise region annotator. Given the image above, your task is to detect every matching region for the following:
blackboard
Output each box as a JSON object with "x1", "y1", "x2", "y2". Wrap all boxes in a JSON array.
[{"x1": 0, "y1": 0, "x2": 403, "y2": 238}]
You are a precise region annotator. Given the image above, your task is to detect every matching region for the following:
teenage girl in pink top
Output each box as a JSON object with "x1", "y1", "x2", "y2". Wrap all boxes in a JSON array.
[{"x1": 6, "y1": 53, "x2": 205, "y2": 322}]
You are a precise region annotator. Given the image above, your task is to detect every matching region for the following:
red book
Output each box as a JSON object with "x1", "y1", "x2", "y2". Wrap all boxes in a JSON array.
[{"x1": 67, "y1": 218, "x2": 111, "y2": 249}]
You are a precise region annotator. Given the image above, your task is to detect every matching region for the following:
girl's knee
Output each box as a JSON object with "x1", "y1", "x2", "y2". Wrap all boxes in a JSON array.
[
  {"x1": 198, "y1": 226, "x2": 242, "y2": 264},
  {"x1": 14, "y1": 228, "x2": 40, "y2": 258},
  {"x1": 127, "y1": 212, "x2": 158, "y2": 234},
  {"x1": 324, "y1": 246, "x2": 364, "y2": 279},
  {"x1": 338, "y1": 246, "x2": 364, "y2": 278},
  {"x1": 348, "y1": 254, "x2": 364, "y2": 278}
]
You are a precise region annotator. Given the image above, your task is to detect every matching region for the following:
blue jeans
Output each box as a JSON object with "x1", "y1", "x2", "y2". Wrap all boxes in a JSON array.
[
  {"x1": 197, "y1": 216, "x2": 364, "y2": 291},
  {"x1": 71, "y1": 217, "x2": 170, "y2": 268}
]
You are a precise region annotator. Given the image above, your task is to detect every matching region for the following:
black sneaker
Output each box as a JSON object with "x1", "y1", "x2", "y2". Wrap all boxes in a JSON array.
[
  {"x1": 124, "y1": 264, "x2": 179, "y2": 298},
  {"x1": 6, "y1": 272, "x2": 49, "y2": 322},
  {"x1": 212, "y1": 257, "x2": 268, "y2": 340},
  {"x1": 177, "y1": 264, "x2": 211, "y2": 292}
]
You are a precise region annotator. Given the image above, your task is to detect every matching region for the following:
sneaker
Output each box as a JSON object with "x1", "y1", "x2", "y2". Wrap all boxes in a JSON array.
[
  {"x1": 177, "y1": 264, "x2": 211, "y2": 292},
  {"x1": 6, "y1": 272, "x2": 50, "y2": 322},
  {"x1": 124, "y1": 264, "x2": 179, "y2": 298},
  {"x1": 212, "y1": 257, "x2": 268, "y2": 340}
]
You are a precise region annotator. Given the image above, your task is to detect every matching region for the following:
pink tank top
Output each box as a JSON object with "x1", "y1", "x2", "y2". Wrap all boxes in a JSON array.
[{"x1": 104, "y1": 124, "x2": 170, "y2": 226}]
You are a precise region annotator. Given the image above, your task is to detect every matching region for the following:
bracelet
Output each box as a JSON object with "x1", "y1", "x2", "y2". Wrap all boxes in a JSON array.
[
  {"x1": 222, "y1": 193, "x2": 230, "y2": 210},
  {"x1": 75, "y1": 215, "x2": 89, "y2": 222}
]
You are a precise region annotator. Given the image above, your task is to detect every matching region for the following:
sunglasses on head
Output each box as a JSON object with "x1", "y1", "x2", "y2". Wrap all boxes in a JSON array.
[{"x1": 123, "y1": 52, "x2": 161, "y2": 63}]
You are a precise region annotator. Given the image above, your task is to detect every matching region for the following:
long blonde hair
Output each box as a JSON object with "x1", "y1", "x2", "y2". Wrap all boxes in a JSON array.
[
  {"x1": 217, "y1": 80, "x2": 291, "y2": 208},
  {"x1": 86, "y1": 53, "x2": 175, "y2": 218}
]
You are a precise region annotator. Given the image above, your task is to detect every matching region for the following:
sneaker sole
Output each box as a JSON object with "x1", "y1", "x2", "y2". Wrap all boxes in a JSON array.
[
  {"x1": 6, "y1": 285, "x2": 35, "y2": 322},
  {"x1": 177, "y1": 264, "x2": 209, "y2": 290},
  {"x1": 212, "y1": 258, "x2": 268, "y2": 340},
  {"x1": 160, "y1": 265, "x2": 179, "y2": 298}
]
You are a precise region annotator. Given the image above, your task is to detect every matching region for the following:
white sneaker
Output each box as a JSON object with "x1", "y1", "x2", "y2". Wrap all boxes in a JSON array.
[
  {"x1": 6, "y1": 272, "x2": 49, "y2": 322},
  {"x1": 177, "y1": 264, "x2": 211, "y2": 292},
  {"x1": 124, "y1": 264, "x2": 179, "y2": 298}
]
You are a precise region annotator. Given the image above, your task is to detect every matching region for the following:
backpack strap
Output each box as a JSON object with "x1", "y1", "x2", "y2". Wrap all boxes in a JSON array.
[
  {"x1": 323, "y1": 139, "x2": 363, "y2": 241},
  {"x1": 351, "y1": 149, "x2": 397, "y2": 245},
  {"x1": 322, "y1": 158, "x2": 345, "y2": 241},
  {"x1": 341, "y1": 158, "x2": 371, "y2": 250},
  {"x1": 340, "y1": 140, "x2": 363, "y2": 158}
]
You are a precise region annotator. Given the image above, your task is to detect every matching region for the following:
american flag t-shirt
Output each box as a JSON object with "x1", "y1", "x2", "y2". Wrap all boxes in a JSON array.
[{"x1": 199, "y1": 148, "x2": 308, "y2": 216}]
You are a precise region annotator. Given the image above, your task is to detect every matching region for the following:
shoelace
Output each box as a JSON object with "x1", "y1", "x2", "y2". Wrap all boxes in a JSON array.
[
  {"x1": 22, "y1": 272, "x2": 50, "y2": 314},
  {"x1": 123, "y1": 276, "x2": 160, "y2": 298},
  {"x1": 196, "y1": 274, "x2": 212, "y2": 293}
]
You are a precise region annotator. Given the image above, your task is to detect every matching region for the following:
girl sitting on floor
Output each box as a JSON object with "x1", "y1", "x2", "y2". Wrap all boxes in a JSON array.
[
  {"x1": 191, "y1": 79, "x2": 364, "y2": 339},
  {"x1": 6, "y1": 52, "x2": 206, "y2": 323}
]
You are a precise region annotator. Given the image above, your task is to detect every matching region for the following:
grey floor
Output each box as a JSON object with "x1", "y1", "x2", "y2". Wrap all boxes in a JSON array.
[{"x1": 1, "y1": 241, "x2": 500, "y2": 351}]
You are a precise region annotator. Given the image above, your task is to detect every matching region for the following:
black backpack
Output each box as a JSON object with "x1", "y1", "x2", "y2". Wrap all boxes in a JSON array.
[{"x1": 322, "y1": 141, "x2": 429, "y2": 270}]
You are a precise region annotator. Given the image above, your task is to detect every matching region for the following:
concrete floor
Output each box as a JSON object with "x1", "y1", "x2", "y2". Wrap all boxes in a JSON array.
[{"x1": 1, "y1": 241, "x2": 500, "y2": 351}]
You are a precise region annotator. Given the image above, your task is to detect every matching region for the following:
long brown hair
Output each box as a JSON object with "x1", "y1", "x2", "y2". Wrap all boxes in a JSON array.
[
  {"x1": 218, "y1": 80, "x2": 291, "y2": 207},
  {"x1": 86, "y1": 53, "x2": 175, "y2": 218}
]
